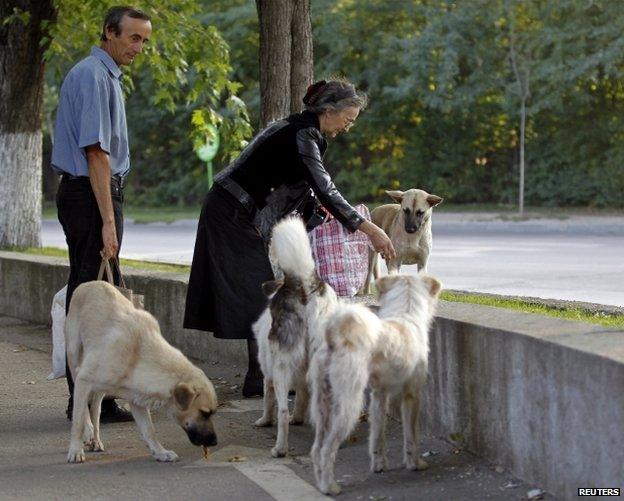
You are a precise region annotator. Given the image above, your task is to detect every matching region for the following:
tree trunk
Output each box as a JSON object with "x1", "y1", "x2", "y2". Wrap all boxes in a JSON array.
[
  {"x1": 256, "y1": 0, "x2": 293, "y2": 128},
  {"x1": 290, "y1": 0, "x2": 313, "y2": 114},
  {"x1": 0, "y1": 1, "x2": 56, "y2": 247},
  {"x1": 256, "y1": 0, "x2": 313, "y2": 128}
]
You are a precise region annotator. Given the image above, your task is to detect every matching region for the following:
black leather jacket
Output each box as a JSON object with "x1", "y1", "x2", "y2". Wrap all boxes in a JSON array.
[{"x1": 214, "y1": 110, "x2": 364, "y2": 240}]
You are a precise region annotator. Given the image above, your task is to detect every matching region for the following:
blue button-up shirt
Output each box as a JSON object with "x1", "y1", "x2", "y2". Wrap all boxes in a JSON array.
[{"x1": 51, "y1": 46, "x2": 130, "y2": 177}]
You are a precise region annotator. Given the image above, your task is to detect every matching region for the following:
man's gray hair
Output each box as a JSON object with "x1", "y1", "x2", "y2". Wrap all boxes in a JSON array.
[{"x1": 303, "y1": 79, "x2": 368, "y2": 114}]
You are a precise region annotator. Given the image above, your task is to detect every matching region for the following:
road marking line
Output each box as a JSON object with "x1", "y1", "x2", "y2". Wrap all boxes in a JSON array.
[
  {"x1": 184, "y1": 445, "x2": 323, "y2": 500},
  {"x1": 218, "y1": 398, "x2": 264, "y2": 413},
  {"x1": 234, "y1": 461, "x2": 325, "y2": 501}
]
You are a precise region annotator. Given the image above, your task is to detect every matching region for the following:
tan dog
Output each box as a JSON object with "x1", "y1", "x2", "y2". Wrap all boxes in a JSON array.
[
  {"x1": 65, "y1": 281, "x2": 218, "y2": 463},
  {"x1": 362, "y1": 189, "x2": 442, "y2": 293}
]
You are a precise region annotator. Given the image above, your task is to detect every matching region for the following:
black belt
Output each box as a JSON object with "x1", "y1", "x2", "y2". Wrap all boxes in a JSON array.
[{"x1": 60, "y1": 173, "x2": 125, "y2": 189}]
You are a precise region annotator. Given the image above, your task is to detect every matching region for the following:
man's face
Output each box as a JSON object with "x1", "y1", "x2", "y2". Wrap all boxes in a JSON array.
[{"x1": 105, "y1": 15, "x2": 152, "y2": 66}]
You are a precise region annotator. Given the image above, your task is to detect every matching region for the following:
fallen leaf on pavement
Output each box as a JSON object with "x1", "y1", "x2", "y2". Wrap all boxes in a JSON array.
[{"x1": 527, "y1": 488, "x2": 545, "y2": 500}]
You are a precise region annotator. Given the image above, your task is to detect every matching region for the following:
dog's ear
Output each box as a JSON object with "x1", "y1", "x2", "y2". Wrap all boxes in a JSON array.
[
  {"x1": 261, "y1": 279, "x2": 283, "y2": 297},
  {"x1": 421, "y1": 276, "x2": 442, "y2": 297},
  {"x1": 385, "y1": 190, "x2": 404, "y2": 203},
  {"x1": 173, "y1": 383, "x2": 197, "y2": 411},
  {"x1": 426, "y1": 195, "x2": 443, "y2": 208},
  {"x1": 375, "y1": 275, "x2": 401, "y2": 295}
]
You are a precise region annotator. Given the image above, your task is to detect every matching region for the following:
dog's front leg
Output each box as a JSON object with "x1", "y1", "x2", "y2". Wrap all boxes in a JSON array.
[
  {"x1": 83, "y1": 392, "x2": 105, "y2": 452},
  {"x1": 129, "y1": 403, "x2": 178, "y2": 462},
  {"x1": 67, "y1": 378, "x2": 92, "y2": 463},
  {"x1": 254, "y1": 379, "x2": 276, "y2": 427},
  {"x1": 291, "y1": 383, "x2": 309, "y2": 425},
  {"x1": 271, "y1": 376, "x2": 290, "y2": 457},
  {"x1": 360, "y1": 249, "x2": 378, "y2": 295},
  {"x1": 386, "y1": 257, "x2": 401, "y2": 275},
  {"x1": 401, "y1": 389, "x2": 428, "y2": 471},
  {"x1": 369, "y1": 389, "x2": 389, "y2": 472}
]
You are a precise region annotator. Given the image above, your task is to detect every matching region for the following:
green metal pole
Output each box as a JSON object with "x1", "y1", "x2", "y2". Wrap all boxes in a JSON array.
[{"x1": 207, "y1": 160, "x2": 213, "y2": 189}]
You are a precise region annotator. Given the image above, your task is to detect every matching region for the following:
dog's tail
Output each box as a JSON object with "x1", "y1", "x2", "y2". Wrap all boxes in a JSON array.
[{"x1": 270, "y1": 216, "x2": 316, "y2": 279}]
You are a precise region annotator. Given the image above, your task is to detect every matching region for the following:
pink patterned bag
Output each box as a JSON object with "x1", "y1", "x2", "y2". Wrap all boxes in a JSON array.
[{"x1": 310, "y1": 204, "x2": 371, "y2": 297}]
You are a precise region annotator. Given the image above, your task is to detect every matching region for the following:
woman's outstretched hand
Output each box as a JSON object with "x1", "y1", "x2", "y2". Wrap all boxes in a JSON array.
[{"x1": 359, "y1": 220, "x2": 396, "y2": 260}]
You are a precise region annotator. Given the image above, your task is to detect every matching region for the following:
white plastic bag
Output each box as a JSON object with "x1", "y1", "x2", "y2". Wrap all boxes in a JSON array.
[{"x1": 48, "y1": 286, "x2": 67, "y2": 380}]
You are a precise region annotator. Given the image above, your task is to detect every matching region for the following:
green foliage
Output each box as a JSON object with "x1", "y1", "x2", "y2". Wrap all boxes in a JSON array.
[
  {"x1": 310, "y1": 0, "x2": 624, "y2": 207},
  {"x1": 43, "y1": 0, "x2": 251, "y2": 205},
  {"x1": 42, "y1": 0, "x2": 624, "y2": 207}
]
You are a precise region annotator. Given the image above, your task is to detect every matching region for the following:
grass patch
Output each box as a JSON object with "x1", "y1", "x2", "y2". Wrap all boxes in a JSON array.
[
  {"x1": 3, "y1": 246, "x2": 189, "y2": 273},
  {"x1": 42, "y1": 202, "x2": 623, "y2": 223},
  {"x1": 442, "y1": 291, "x2": 624, "y2": 329},
  {"x1": 42, "y1": 204, "x2": 201, "y2": 224}
]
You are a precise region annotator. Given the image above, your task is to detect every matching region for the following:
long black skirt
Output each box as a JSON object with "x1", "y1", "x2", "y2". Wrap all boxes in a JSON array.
[{"x1": 184, "y1": 184, "x2": 274, "y2": 339}]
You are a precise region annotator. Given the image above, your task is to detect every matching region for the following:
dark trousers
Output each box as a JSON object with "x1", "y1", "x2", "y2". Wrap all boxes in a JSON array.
[{"x1": 56, "y1": 176, "x2": 124, "y2": 401}]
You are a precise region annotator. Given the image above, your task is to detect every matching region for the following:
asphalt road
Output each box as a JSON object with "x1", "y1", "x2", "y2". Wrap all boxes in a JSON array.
[
  {"x1": 0, "y1": 317, "x2": 549, "y2": 500},
  {"x1": 41, "y1": 213, "x2": 624, "y2": 307}
]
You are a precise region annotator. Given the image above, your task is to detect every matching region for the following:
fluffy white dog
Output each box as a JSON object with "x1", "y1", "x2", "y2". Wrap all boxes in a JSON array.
[
  {"x1": 309, "y1": 273, "x2": 441, "y2": 494},
  {"x1": 252, "y1": 217, "x2": 338, "y2": 458}
]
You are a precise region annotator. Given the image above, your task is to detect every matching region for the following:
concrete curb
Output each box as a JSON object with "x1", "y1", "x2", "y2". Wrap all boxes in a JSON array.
[{"x1": 1, "y1": 251, "x2": 622, "y2": 499}]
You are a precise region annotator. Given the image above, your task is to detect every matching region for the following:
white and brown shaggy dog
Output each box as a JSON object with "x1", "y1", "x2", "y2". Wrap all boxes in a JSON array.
[
  {"x1": 252, "y1": 217, "x2": 338, "y2": 458},
  {"x1": 309, "y1": 273, "x2": 441, "y2": 495},
  {"x1": 65, "y1": 281, "x2": 218, "y2": 463}
]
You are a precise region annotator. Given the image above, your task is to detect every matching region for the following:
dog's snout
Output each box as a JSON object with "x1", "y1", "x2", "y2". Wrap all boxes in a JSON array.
[
  {"x1": 404, "y1": 221, "x2": 420, "y2": 233},
  {"x1": 206, "y1": 433, "x2": 218, "y2": 446},
  {"x1": 186, "y1": 427, "x2": 218, "y2": 447}
]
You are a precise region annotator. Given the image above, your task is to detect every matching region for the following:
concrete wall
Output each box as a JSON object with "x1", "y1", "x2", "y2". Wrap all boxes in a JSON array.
[
  {"x1": 0, "y1": 252, "x2": 246, "y2": 364},
  {"x1": 1, "y1": 251, "x2": 622, "y2": 499}
]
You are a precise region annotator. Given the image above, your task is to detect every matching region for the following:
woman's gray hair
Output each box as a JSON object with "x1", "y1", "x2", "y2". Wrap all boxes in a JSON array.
[{"x1": 303, "y1": 79, "x2": 368, "y2": 114}]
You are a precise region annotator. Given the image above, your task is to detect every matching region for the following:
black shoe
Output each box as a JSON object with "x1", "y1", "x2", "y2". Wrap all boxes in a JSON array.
[
  {"x1": 100, "y1": 402, "x2": 134, "y2": 423},
  {"x1": 242, "y1": 374, "x2": 263, "y2": 398}
]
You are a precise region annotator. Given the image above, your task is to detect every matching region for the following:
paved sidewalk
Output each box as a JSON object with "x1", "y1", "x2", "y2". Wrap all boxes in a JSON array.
[{"x1": 0, "y1": 317, "x2": 552, "y2": 500}]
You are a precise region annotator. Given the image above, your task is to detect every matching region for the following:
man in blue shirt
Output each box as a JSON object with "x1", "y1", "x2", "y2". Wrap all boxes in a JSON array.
[{"x1": 52, "y1": 6, "x2": 152, "y2": 422}]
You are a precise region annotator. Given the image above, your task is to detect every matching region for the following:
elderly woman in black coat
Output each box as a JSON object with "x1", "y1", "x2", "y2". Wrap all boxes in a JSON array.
[{"x1": 184, "y1": 79, "x2": 396, "y2": 397}]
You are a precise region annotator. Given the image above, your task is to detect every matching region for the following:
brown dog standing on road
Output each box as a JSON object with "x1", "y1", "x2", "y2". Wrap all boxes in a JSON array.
[{"x1": 362, "y1": 189, "x2": 443, "y2": 293}]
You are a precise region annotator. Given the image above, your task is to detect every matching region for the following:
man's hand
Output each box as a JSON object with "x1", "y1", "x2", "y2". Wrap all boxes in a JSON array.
[
  {"x1": 101, "y1": 221, "x2": 118, "y2": 259},
  {"x1": 359, "y1": 220, "x2": 396, "y2": 260}
]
